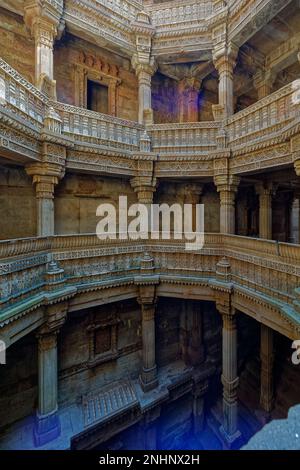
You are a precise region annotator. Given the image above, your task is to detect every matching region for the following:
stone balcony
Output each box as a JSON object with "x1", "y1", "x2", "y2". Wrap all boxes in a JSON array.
[
  {"x1": 0, "y1": 233, "x2": 300, "y2": 346},
  {"x1": 1, "y1": 58, "x2": 300, "y2": 177}
]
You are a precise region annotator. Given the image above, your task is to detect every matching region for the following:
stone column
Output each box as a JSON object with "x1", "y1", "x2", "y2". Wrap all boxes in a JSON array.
[
  {"x1": 26, "y1": 169, "x2": 57, "y2": 236},
  {"x1": 34, "y1": 330, "x2": 60, "y2": 446},
  {"x1": 221, "y1": 309, "x2": 240, "y2": 444},
  {"x1": 139, "y1": 300, "x2": 158, "y2": 392},
  {"x1": 260, "y1": 324, "x2": 274, "y2": 413},
  {"x1": 256, "y1": 183, "x2": 273, "y2": 240},
  {"x1": 219, "y1": 306, "x2": 241, "y2": 446},
  {"x1": 26, "y1": 162, "x2": 64, "y2": 237},
  {"x1": 24, "y1": 2, "x2": 63, "y2": 89},
  {"x1": 180, "y1": 300, "x2": 204, "y2": 366},
  {"x1": 183, "y1": 183, "x2": 204, "y2": 233},
  {"x1": 254, "y1": 70, "x2": 275, "y2": 100},
  {"x1": 178, "y1": 77, "x2": 201, "y2": 123},
  {"x1": 290, "y1": 196, "x2": 300, "y2": 244},
  {"x1": 215, "y1": 175, "x2": 240, "y2": 234},
  {"x1": 34, "y1": 302, "x2": 67, "y2": 446},
  {"x1": 131, "y1": 11, "x2": 156, "y2": 124},
  {"x1": 193, "y1": 381, "x2": 209, "y2": 434},
  {"x1": 130, "y1": 172, "x2": 157, "y2": 237},
  {"x1": 32, "y1": 18, "x2": 56, "y2": 84},
  {"x1": 212, "y1": 258, "x2": 240, "y2": 446},
  {"x1": 213, "y1": 46, "x2": 238, "y2": 117},
  {"x1": 132, "y1": 61, "x2": 157, "y2": 124}
]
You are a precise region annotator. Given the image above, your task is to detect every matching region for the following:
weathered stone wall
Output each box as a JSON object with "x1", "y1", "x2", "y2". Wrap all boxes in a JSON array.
[
  {"x1": 0, "y1": 333, "x2": 37, "y2": 429},
  {"x1": 54, "y1": 172, "x2": 137, "y2": 235},
  {"x1": 0, "y1": 166, "x2": 36, "y2": 240},
  {"x1": 0, "y1": 8, "x2": 35, "y2": 83},
  {"x1": 58, "y1": 300, "x2": 142, "y2": 408},
  {"x1": 54, "y1": 34, "x2": 139, "y2": 121}
]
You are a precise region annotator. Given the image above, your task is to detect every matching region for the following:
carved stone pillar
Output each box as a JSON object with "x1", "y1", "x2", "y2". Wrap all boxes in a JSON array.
[
  {"x1": 212, "y1": 258, "x2": 240, "y2": 447},
  {"x1": 24, "y1": 2, "x2": 63, "y2": 88},
  {"x1": 290, "y1": 196, "x2": 300, "y2": 244},
  {"x1": 220, "y1": 308, "x2": 240, "y2": 446},
  {"x1": 132, "y1": 61, "x2": 157, "y2": 124},
  {"x1": 182, "y1": 183, "x2": 204, "y2": 232},
  {"x1": 180, "y1": 301, "x2": 204, "y2": 366},
  {"x1": 139, "y1": 300, "x2": 158, "y2": 392},
  {"x1": 260, "y1": 324, "x2": 274, "y2": 413},
  {"x1": 34, "y1": 331, "x2": 59, "y2": 446},
  {"x1": 135, "y1": 256, "x2": 159, "y2": 393},
  {"x1": 254, "y1": 70, "x2": 275, "y2": 100},
  {"x1": 26, "y1": 164, "x2": 63, "y2": 236},
  {"x1": 178, "y1": 77, "x2": 201, "y2": 123},
  {"x1": 255, "y1": 182, "x2": 273, "y2": 240},
  {"x1": 215, "y1": 175, "x2": 240, "y2": 234},
  {"x1": 131, "y1": 11, "x2": 156, "y2": 124},
  {"x1": 213, "y1": 45, "x2": 238, "y2": 118},
  {"x1": 130, "y1": 172, "x2": 157, "y2": 236},
  {"x1": 34, "y1": 302, "x2": 67, "y2": 446}
]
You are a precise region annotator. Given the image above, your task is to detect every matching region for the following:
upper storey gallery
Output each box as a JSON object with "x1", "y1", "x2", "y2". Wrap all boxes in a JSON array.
[{"x1": 0, "y1": 0, "x2": 299, "y2": 125}]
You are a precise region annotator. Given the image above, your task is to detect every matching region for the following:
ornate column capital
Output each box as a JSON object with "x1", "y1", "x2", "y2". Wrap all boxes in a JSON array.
[
  {"x1": 26, "y1": 163, "x2": 64, "y2": 199},
  {"x1": 255, "y1": 181, "x2": 275, "y2": 198},
  {"x1": 214, "y1": 175, "x2": 240, "y2": 195},
  {"x1": 130, "y1": 175, "x2": 157, "y2": 204},
  {"x1": 24, "y1": 0, "x2": 63, "y2": 35},
  {"x1": 213, "y1": 42, "x2": 239, "y2": 76},
  {"x1": 182, "y1": 183, "x2": 204, "y2": 204},
  {"x1": 131, "y1": 56, "x2": 157, "y2": 81}
]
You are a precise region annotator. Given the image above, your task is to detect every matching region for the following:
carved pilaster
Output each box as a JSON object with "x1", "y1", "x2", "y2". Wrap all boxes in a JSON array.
[
  {"x1": 255, "y1": 182, "x2": 274, "y2": 240},
  {"x1": 260, "y1": 324, "x2": 274, "y2": 413},
  {"x1": 214, "y1": 175, "x2": 240, "y2": 234},
  {"x1": 254, "y1": 69, "x2": 276, "y2": 100}
]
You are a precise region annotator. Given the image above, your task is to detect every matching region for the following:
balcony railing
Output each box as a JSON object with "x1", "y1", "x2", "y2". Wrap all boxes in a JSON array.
[
  {"x1": 1, "y1": 235, "x2": 299, "y2": 324},
  {"x1": 0, "y1": 59, "x2": 47, "y2": 128},
  {"x1": 147, "y1": 122, "x2": 220, "y2": 155},
  {"x1": 226, "y1": 81, "x2": 300, "y2": 147},
  {"x1": 53, "y1": 101, "x2": 143, "y2": 151}
]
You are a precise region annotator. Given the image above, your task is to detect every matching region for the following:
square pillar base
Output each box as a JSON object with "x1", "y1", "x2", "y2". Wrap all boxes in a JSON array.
[
  {"x1": 33, "y1": 411, "x2": 61, "y2": 447},
  {"x1": 219, "y1": 425, "x2": 241, "y2": 449},
  {"x1": 140, "y1": 365, "x2": 158, "y2": 392}
]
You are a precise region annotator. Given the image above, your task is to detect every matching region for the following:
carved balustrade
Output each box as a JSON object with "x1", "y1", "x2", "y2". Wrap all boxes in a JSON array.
[
  {"x1": 0, "y1": 59, "x2": 47, "y2": 128},
  {"x1": 147, "y1": 122, "x2": 220, "y2": 155},
  {"x1": 225, "y1": 82, "x2": 300, "y2": 147},
  {"x1": 1, "y1": 234, "x2": 300, "y2": 328},
  {"x1": 52, "y1": 101, "x2": 143, "y2": 151}
]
